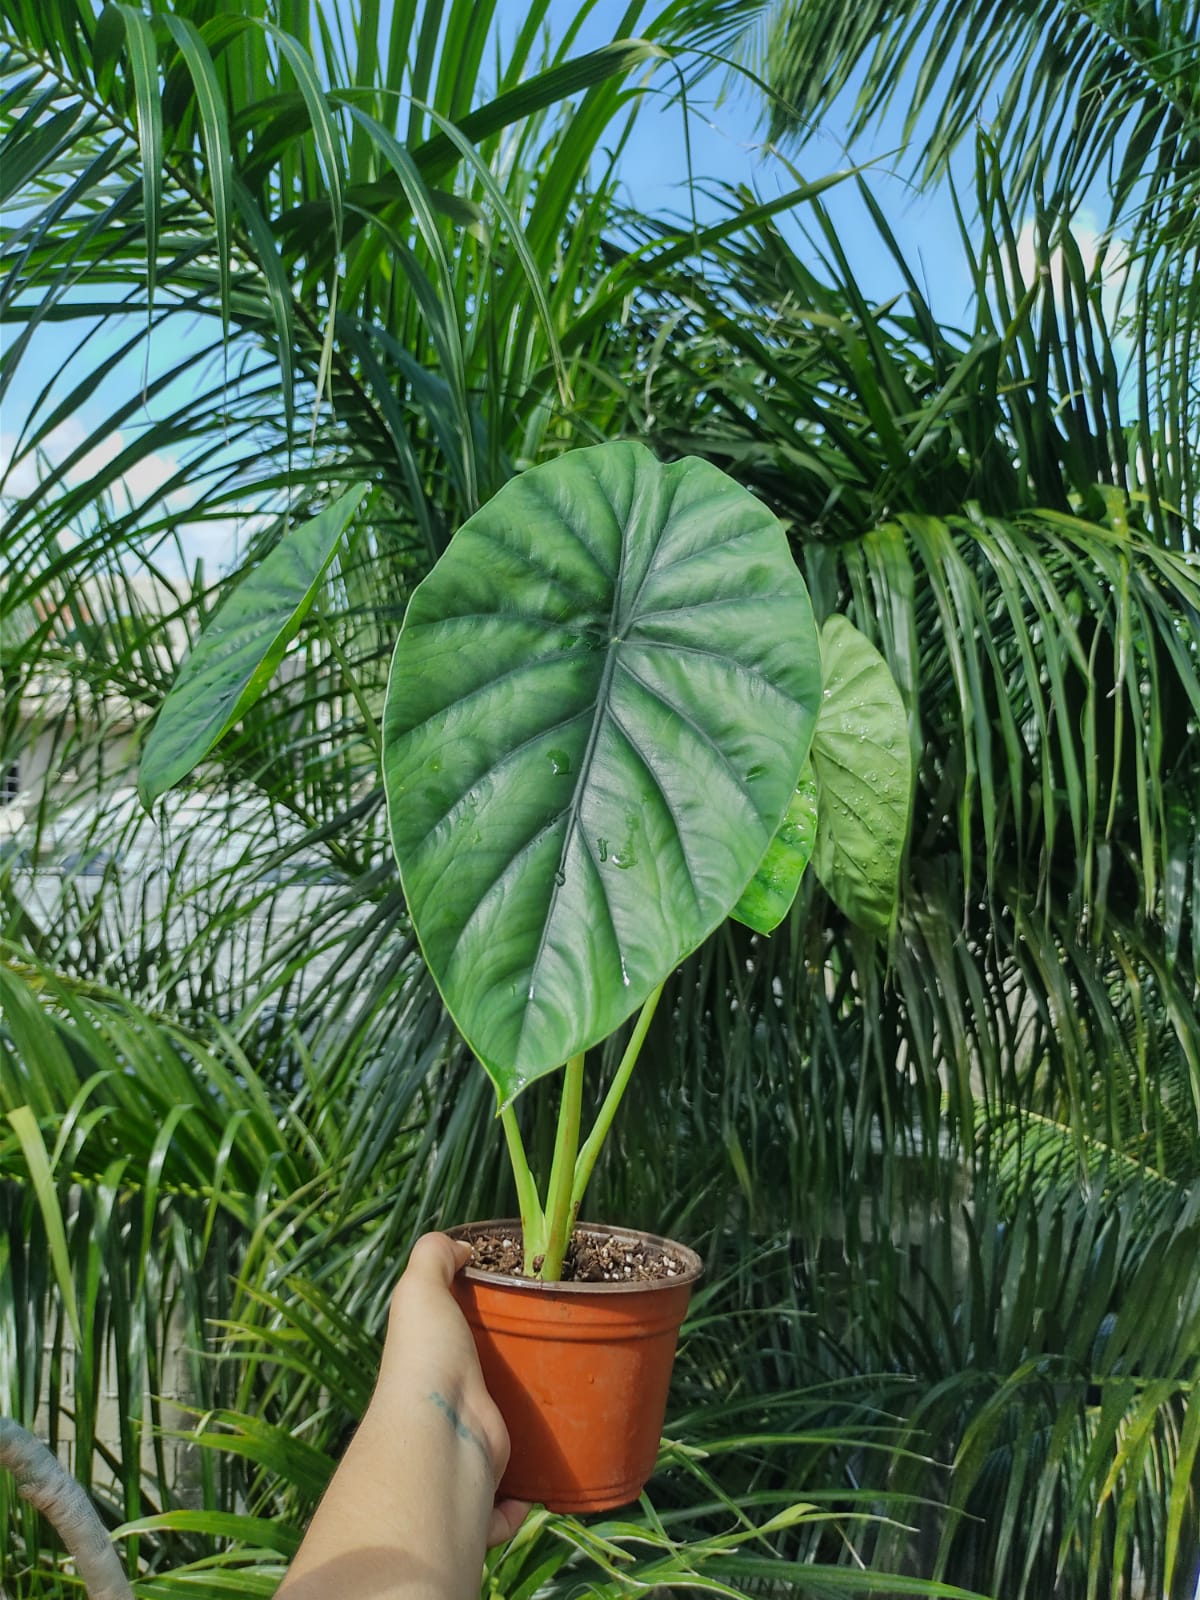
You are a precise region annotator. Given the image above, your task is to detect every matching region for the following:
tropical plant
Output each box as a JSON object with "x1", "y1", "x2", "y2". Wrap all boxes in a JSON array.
[
  {"x1": 137, "y1": 439, "x2": 911, "y2": 1282},
  {"x1": 1, "y1": 0, "x2": 1198, "y2": 1595},
  {"x1": 605, "y1": 138, "x2": 1200, "y2": 1594},
  {"x1": 0, "y1": 0, "x2": 928, "y2": 1591},
  {"x1": 713, "y1": 0, "x2": 1200, "y2": 539},
  {"x1": 5, "y1": 942, "x2": 1009, "y2": 1600}
]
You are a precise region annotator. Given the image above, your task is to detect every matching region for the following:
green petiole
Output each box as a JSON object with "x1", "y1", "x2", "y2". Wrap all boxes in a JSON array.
[
  {"x1": 571, "y1": 983, "x2": 663, "y2": 1213},
  {"x1": 538, "y1": 1052, "x2": 584, "y2": 1279},
  {"x1": 501, "y1": 1104, "x2": 544, "y2": 1265},
  {"x1": 498, "y1": 986, "x2": 666, "y2": 1282}
]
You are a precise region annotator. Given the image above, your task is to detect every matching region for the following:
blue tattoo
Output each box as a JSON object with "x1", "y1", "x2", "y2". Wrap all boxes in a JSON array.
[{"x1": 428, "y1": 1391, "x2": 490, "y2": 1466}]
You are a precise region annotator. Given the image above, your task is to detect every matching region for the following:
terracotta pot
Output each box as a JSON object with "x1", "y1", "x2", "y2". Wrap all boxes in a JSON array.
[{"x1": 447, "y1": 1220, "x2": 702, "y2": 1513}]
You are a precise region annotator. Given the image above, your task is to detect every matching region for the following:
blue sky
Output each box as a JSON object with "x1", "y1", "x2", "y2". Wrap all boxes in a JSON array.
[
  {"x1": 497, "y1": 0, "x2": 983, "y2": 321},
  {"x1": 3, "y1": 0, "x2": 1074, "y2": 571},
  {"x1": 491, "y1": 0, "x2": 985, "y2": 318}
]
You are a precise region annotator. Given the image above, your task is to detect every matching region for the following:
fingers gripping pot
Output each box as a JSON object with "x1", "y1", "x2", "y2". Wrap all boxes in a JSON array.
[{"x1": 448, "y1": 1222, "x2": 702, "y2": 1513}]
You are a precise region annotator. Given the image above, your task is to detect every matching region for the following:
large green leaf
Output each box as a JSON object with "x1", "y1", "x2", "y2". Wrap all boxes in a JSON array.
[
  {"x1": 382, "y1": 441, "x2": 820, "y2": 1101},
  {"x1": 809, "y1": 615, "x2": 912, "y2": 937},
  {"x1": 137, "y1": 484, "x2": 368, "y2": 808}
]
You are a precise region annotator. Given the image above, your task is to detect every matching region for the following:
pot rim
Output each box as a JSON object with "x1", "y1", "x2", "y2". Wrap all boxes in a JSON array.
[{"x1": 446, "y1": 1218, "x2": 703, "y2": 1295}]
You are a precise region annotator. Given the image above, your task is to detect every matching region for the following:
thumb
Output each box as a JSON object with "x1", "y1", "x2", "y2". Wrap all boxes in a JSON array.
[{"x1": 406, "y1": 1231, "x2": 471, "y2": 1289}]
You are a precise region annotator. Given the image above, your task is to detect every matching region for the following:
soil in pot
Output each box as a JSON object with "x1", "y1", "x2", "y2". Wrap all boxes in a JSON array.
[
  {"x1": 448, "y1": 1221, "x2": 702, "y2": 1513},
  {"x1": 467, "y1": 1223, "x2": 691, "y2": 1284}
]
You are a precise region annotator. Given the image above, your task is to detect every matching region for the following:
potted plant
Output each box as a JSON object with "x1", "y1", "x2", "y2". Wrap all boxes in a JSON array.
[{"x1": 139, "y1": 440, "x2": 910, "y2": 1512}]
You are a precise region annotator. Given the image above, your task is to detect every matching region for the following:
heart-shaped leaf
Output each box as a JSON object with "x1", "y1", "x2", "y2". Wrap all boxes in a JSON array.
[
  {"x1": 731, "y1": 763, "x2": 819, "y2": 934},
  {"x1": 809, "y1": 615, "x2": 911, "y2": 937},
  {"x1": 138, "y1": 484, "x2": 368, "y2": 809},
  {"x1": 383, "y1": 441, "x2": 820, "y2": 1102}
]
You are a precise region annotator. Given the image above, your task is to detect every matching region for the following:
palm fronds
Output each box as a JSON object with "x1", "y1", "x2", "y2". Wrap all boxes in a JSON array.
[
  {"x1": 1, "y1": 1, "x2": 1198, "y2": 1596},
  {"x1": 730, "y1": 0, "x2": 1200, "y2": 534}
]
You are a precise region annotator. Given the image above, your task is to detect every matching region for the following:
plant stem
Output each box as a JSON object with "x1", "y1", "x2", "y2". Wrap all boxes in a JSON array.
[
  {"x1": 572, "y1": 983, "x2": 664, "y2": 1214},
  {"x1": 500, "y1": 1105, "x2": 544, "y2": 1264},
  {"x1": 538, "y1": 1052, "x2": 585, "y2": 1280}
]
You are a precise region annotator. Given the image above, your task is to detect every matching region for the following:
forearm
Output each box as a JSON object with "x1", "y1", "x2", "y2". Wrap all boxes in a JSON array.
[
  {"x1": 275, "y1": 1234, "x2": 526, "y2": 1596},
  {"x1": 276, "y1": 1380, "x2": 493, "y2": 1600}
]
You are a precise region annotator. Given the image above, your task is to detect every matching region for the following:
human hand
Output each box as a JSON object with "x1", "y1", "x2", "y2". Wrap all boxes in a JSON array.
[
  {"x1": 379, "y1": 1232, "x2": 530, "y2": 1547},
  {"x1": 277, "y1": 1232, "x2": 529, "y2": 1598}
]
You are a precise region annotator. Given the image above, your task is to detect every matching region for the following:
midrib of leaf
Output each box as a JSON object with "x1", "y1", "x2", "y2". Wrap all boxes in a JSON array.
[
  {"x1": 523, "y1": 643, "x2": 622, "y2": 1012},
  {"x1": 516, "y1": 468, "x2": 651, "y2": 1038},
  {"x1": 1004, "y1": 1106, "x2": 1183, "y2": 1194}
]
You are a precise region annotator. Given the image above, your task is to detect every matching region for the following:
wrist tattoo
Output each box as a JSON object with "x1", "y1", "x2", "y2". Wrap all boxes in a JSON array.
[{"x1": 427, "y1": 1391, "x2": 491, "y2": 1468}]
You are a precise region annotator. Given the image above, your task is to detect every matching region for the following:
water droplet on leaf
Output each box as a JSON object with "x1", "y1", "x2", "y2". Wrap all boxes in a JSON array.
[{"x1": 611, "y1": 814, "x2": 639, "y2": 869}]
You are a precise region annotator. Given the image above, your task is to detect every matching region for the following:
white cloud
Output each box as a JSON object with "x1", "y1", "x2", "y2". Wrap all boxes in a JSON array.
[
  {"x1": 1, "y1": 423, "x2": 273, "y2": 578},
  {"x1": 1012, "y1": 212, "x2": 1133, "y2": 334},
  {"x1": 146, "y1": 511, "x2": 274, "y2": 576},
  {"x1": 69, "y1": 428, "x2": 128, "y2": 484},
  {"x1": 1, "y1": 422, "x2": 180, "y2": 507}
]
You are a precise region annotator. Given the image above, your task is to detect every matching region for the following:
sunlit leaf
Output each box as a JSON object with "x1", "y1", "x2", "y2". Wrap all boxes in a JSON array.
[
  {"x1": 138, "y1": 484, "x2": 368, "y2": 808},
  {"x1": 809, "y1": 615, "x2": 911, "y2": 937},
  {"x1": 731, "y1": 764, "x2": 818, "y2": 934},
  {"x1": 383, "y1": 441, "x2": 821, "y2": 1099}
]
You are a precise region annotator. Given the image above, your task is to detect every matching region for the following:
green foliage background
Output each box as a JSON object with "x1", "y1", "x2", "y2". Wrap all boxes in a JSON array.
[{"x1": 1, "y1": 0, "x2": 1197, "y2": 1595}]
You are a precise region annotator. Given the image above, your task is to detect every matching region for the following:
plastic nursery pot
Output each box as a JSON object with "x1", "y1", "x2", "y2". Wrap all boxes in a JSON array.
[{"x1": 447, "y1": 1220, "x2": 703, "y2": 1514}]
